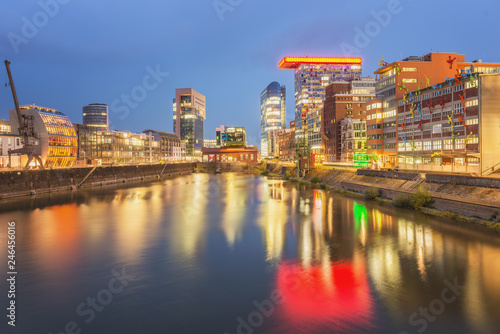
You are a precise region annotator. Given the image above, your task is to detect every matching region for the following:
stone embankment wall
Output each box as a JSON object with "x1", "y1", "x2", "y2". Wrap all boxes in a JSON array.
[
  {"x1": 265, "y1": 164, "x2": 500, "y2": 221},
  {"x1": 0, "y1": 163, "x2": 196, "y2": 199}
]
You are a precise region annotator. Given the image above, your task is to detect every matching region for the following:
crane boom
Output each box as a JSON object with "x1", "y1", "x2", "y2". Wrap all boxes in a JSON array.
[
  {"x1": 4, "y1": 60, "x2": 25, "y2": 140},
  {"x1": 3, "y1": 59, "x2": 44, "y2": 169}
]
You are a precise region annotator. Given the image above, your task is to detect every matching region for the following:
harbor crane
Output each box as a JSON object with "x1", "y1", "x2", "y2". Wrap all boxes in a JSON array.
[{"x1": 4, "y1": 60, "x2": 44, "y2": 169}]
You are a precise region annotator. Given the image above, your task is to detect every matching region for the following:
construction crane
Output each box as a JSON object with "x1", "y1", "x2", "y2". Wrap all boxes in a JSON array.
[{"x1": 4, "y1": 60, "x2": 44, "y2": 169}]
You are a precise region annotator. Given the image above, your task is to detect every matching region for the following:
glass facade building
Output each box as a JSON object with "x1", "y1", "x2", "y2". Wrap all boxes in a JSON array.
[
  {"x1": 83, "y1": 103, "x2": 109, "y2": 131},
  {"x1": 279, "y1": 57, "x2": 362, "y2": 157},
  {"x1": 76, "y1": 126, "x2": 185, "y2": 164},
  {"x1": 9, "y1": 105, "x2": 77, "y2": 167},
  {"x1": 173, "y1": 88, "x2": 206, "y2": 157},
  {"x1": 260, "y1": 82, "x2": 286, "y2": 158}
]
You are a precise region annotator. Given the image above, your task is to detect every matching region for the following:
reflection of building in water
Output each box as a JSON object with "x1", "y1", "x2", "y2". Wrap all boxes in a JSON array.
[
  {"x1": 221, "y1": 174, "x2": 247, "y2": 247},
  {"x1": 277, "y1": 190, "x2": 373, "y2": 330},
  {"x1": 260, "y1": 182, "x2": 289, "y2": 262},
  {"x1": 168, "y1": 174, "x2": 209, "y2": 259},
  {"x1": 361, "y1": 209, "x2": 500, "y2": 333}
]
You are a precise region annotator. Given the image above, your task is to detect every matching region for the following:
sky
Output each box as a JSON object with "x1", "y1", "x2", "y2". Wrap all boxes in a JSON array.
[{"x1": 1, "y1": 0, "x2": 499, "y2": 147}]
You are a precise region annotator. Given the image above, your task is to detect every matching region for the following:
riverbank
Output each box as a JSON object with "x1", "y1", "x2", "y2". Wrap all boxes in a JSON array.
[
  {"x1": 0, "y1": 163, "x2": 196, "y2": 200},
  {"x1": 264, "y1": 163, "x2": 500, "y2": 232}
]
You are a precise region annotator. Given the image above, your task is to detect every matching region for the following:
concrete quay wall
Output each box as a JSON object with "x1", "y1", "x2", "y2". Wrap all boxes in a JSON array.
[{"x1": 0, "y1": 163, "x2": 196, "y2": 199}]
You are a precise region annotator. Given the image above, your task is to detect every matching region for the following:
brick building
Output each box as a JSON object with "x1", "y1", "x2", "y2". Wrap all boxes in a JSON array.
[
  {"x1": 322, "y1": 77, "x2": 375, "y2": 162},
  {"x1": 368, "y1": 52, "x2": 500, "y2": 168},
  {"x1": 396, "y1": 71, "x2": 500, "y2": 175},
  {"x1": 278, "y1": 121, "x2": 295, "y2": 161}
]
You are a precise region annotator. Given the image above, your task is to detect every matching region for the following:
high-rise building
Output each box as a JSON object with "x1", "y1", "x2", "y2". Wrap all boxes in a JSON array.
[
  {"x1": 260, "y1": 82, "x2": 286, "y2": 158},
  {"x1": 173, "y1": 88, "x2": 206, "y2": 157},
  {"x1": 279, "y1": 57, "x2": 362, "y2": 158},
  {"x1": 322, "y1": 77, "x2": 375, "y2": 162},
  {"x1": 83, "y1": 103, "x2": 109, "y2": 131}
]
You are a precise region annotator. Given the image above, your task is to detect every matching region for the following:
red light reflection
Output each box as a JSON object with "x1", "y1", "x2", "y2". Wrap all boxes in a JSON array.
[{"x1": 276, "y1": 261, "x2": 374, "y2": 331}]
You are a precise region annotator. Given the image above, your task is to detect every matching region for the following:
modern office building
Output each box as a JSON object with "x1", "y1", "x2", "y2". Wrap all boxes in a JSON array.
[
  {"x1": 142, "y1": 129, "x2": 185, "y2": 162},
  {"x1": 83, "y1": 103, "x2": 109, "y2": 131},
  {"x1": 260, "y1": 82, "x2": 286, "y2": 158},
  {"x1": 215, "y1": 125, "x2": 247, "y2": 147},
  {"x1": 173, "y1": 88, "x2": 206, "y2": 157},
  {"x1": 396, "y1": 71, "x2": 500, "y2": 175},
  {"x1": 278, "y1": 121, "x2": 295, "y2": 161},
  {"x1": 367, "y1": 52, "x2": 500, "y2": 168},
  {"x1": 279, "y1": 57, "x2": 362, "y2": 158},
  {"x1": 339, "y1": 118, "x2": 369, "y2": 167},
  {"x1": 9, "y1": 104, "x2": 77, "y2": 167},
  {"x1": 322, "y1": 77, "x2": 375, "y2": 162},
  {"x1": 225, "y1": 126, "x2": 247, "y2": 147},
  {"x1": 75, "y1": 125, "x2": 185, "y2": 164},
  {"x1": 0, "y1": 120, "x2": 11, "y2": 134}
]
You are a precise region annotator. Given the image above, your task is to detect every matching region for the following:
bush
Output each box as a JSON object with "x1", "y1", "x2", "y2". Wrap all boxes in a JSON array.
[
  {"x1": 364, "y1": 187, "x2": 381, "y2": 200},
  {"x1": 283, "y1": 171, "x2": 292, "y2": 180},
  {"x1": 412, "y1": 187, "x2": 434, "y2": 209},
  {"x1": 393, "y1": 195, "x2": 414, "y2": 209},
  {"x1": 320, "y1": 183, "x2": 328, "y2": 190},
  {"x1": 310, "y1": 176, "x2": 321, "y2": 184},
  {"x1": 261, "y1": 170, "x2": 270, "y2": 176}
]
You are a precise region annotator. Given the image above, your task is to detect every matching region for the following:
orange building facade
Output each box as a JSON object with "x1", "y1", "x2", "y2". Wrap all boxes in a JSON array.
[{"x1": 367, "y1": 52, "x2": 500, "y2": 168}]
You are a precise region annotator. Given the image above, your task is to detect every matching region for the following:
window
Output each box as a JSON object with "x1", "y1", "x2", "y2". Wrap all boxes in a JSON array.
[
  {"x1": 423, "y1": 141, "x2": 432, "y2": 151},
  {"x1": 467, "y1": 136, "x2": 478, "y2": 144},
  {"x1": 466, "y1": 99, "x2": 478, "y2": 107},
  {"x1": 406, "y1": 157, "x2": 414, "y2": 164},
  {"x1": 8, "y1": 138, "x2": 12, "y2": 146},
  {"x1": 402, "y1": 78, "x2": 417, "y2": 83},
  {"x1": 423, "y1": 158, "x2": 432, "y2": 164},
  {"x1": 433, "y1": 157, "x2": 442, "y2": 165},
  {"x1": 402, "y1": 67, "x2": 418, "y2": 72},
  {"x1": 455, "y1": 158, "x2": 465, "y2": 166},
  {"x1": 466, "y1": 118, "x2": 478, "y2": 125},
  {"x1": 455, "y1": 139, "x2": 465, "y2": 150},
  {"x1": 383, "y1": 110, "x2": 396, "y2": 118},
  {"x1": 432, "y1": 124, "x2": 442, "y2": 134},
  {"x1": 443, "y1": 139, "x2": 453, "y2": 150},
  {"x1": 398, "y1": 142, "x2": 405, "y2": 152},
  {"x1": 467, "y1": 157, "x2": 479, "y2": 166},
  {"x1": 433, "y1": 140, "x2": 442, "y2": 150}
]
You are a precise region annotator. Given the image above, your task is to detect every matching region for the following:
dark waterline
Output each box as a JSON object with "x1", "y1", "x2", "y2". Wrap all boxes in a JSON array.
[{"x1": 1, "y1": 174, "x2": 499, "y2": 334}]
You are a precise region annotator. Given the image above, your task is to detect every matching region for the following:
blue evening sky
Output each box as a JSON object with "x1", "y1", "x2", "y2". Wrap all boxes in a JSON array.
[{"x1": 1, "y1": 0, "x2": 499, "y2": 147}]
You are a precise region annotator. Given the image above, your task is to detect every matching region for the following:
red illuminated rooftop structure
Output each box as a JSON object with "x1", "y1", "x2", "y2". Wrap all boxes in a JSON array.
[{"x1": 278, "y1": 57, "x2": 363, "y2": 69}]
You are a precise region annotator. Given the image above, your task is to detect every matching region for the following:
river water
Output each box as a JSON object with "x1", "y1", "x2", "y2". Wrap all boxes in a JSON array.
[{"x1": 0, "y1": 173, "x2": 499, "y2": 334}]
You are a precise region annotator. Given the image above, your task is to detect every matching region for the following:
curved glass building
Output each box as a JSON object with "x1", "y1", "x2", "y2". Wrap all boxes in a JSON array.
[
  {"x1": 9, "y1": 105, "x2": 77, "y2": 167},
  {"x1": 260, "y1": 82, "x2": 286, "y2": 158}
]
